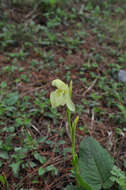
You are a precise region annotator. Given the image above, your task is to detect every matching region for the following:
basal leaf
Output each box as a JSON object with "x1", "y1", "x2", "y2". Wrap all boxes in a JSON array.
[{"x1": 78, "y1": 137, "x2": 114, "y2": 190}]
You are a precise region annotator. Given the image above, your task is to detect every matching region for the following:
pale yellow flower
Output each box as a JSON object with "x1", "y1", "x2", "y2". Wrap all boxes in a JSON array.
[{"x1": 50, "y1": 79, "x2": 75, "y2": 112}]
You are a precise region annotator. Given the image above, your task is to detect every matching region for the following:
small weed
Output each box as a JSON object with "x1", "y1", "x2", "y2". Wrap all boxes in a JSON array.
[{"x1": 111, "y1": 165, "x2": 126, "y2": 190}]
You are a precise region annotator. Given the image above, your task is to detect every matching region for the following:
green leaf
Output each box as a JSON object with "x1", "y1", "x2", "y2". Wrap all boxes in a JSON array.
[
  {"x1": 33, "y1": 152, "x2": 46, "y2": 164},
  {"x1": 0, "y1": 81, "x2": 7, "y2": 88},
  {"x1": 74, "y1": 172, "x2": 92, "y2": 190},
  {"x1": 38, "y1": 168, "x2": 46, "y2": 176},
  {"x1": 72, "y1": 116, "x2": 79, "y2": 145},
  {"x1": 0, "y1": 152, "x2": 9, "y2": 159},
  {"x1": 64, "y1": 185, "x2": 84, "y2": 190},
  {"x1": 78, "y1": 137, "x2": 114, "y2": 190},
  {"x1": 49, "y1": 0, "x2": 57, "y2": 5},
  {"x1": 6, "y1": 92, "x2": 19, "y2": 106},
  {"x1": 110, "y1": 165, "x2": 126, "y2": 190},
  {"x1": 46, "y1": 165, "x2": 58, "y2": 175},
  {"x1": 118, "y1": 104, "x2": 126, "y2": 118},
  {"x1": 29, "y1": 161, "x2": 37, "y2": 168},
  {"x1": 0, "y1": 175, "x2": 9, "y2": 190},
  {"x1": 63, "y1": 147, "x2": 72, "y2": 156},
  {"x1": 38, "y1": 136, "x2": 47, "y2": 143},
  {"x1": 0, "y1": 175, "x2": 5, "y2": 185},
  {"x1": 0, "y1": 160, "x2": 3, "y2": 167},
  {"x1": 10, "y1": 161, "x2": 21, "y2": 177}
]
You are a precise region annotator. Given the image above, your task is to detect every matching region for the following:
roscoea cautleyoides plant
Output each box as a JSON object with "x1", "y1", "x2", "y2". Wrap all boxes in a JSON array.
[
  {"x1": 50, "y1": 79, "x2": 91, "y2": 190},
  {"x1": 50, "y1": 79, "x2": 115, "y2": 190}
]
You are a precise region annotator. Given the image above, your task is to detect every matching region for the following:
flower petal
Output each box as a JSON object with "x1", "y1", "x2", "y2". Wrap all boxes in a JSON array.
[
  {"x1": 50, "y1": 90, "x2": 66, "y2": 108},
  {"x1": 52, "y1": 79, "x2": 67, "y2": 91},
  {"x1": 50, "y1": 79, "x2": 75, "y2": 111},
  {"x1": 66, "y1": 90, "x2": 75, "y2": 112}
]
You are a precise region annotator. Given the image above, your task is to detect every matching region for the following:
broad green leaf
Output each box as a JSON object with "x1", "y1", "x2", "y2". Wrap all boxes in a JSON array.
[
  {"x1": 74, "y1": 172, "x2": 92, "y2": 190},
  {"x1": 78, "y1": 137, "x2": 114, "y2": 190}
]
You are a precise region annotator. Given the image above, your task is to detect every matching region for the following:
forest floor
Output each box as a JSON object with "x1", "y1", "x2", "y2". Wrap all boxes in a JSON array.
[{"x1": 0, "y1": 1, "x2": 126, "y2": 189}]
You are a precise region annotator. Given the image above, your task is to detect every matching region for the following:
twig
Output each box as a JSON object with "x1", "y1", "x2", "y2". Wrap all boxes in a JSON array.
[
  {"x1": 20, "y1": 86, "x2": 44, "y2": 97},
  {"x1": 107, "y1": 131, "x2": 113, "y2": 151},
  {"x1": 91, "y1": 109, "x2": 95, "y2": 130},
  {"x1": 76, "y1": 79, "x2": 98, "y2": 97},
  {"x1": 31, "y1": 124, "x2": 40, "y2": 135},
  {"x1": 24, "y1": 2, "x2": 40, "y2": 19},
  {"x1": 24, "y1": 2, "x2": 41, "y2": 26},
  {"x1": 82, "y1": 78, "x2": 98, "y2": 96}
]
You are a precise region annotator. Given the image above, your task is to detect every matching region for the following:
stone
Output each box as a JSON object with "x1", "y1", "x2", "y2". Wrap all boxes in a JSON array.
[{"x1": 118, "y1": 70, "x2": 126, "y2": 82}]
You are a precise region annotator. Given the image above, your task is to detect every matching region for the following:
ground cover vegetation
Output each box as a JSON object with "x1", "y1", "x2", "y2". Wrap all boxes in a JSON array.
[{"x1": 0, "y1": 0, "x2": 126, "y2": 189}]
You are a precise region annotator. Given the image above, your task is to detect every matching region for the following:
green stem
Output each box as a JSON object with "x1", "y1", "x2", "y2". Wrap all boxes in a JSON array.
[
  {"x1": 66, "y1": 108, "x2": 72, "y2": 140},
  {"x1": 66, "y1": 109, "x2": 79, "y2": 182},
  {"x1": 71, "y1": 116, "x2": 79, "y2": 183},
  {"x1": 66, "y1": 109, "x2": 91, "y2": 190}
]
